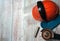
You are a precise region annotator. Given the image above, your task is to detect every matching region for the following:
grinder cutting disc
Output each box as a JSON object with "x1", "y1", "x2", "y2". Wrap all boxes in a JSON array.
[{"x1": 41, "y1": 29, "x2": 54, "y2": 40}]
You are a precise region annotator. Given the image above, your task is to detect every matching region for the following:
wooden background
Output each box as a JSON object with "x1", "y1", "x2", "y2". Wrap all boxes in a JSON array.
[{"x1": 0, "y1": 0, "x2": 60, "y2": 41}]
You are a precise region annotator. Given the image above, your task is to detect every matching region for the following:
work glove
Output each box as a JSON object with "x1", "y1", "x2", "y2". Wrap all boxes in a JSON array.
[{"x1": 41, "y1": 15, "x2": 60, "y2": 30}]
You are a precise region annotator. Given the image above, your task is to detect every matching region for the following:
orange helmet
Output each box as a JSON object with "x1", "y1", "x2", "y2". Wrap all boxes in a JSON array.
[{"x1": 32, "y1": 1, "x2": 59, "y2": 22}]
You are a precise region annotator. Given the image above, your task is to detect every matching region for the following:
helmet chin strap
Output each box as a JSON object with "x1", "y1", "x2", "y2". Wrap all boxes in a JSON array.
[{"x1": 37, "y1": 1, "x2": 46, "y2": 21}]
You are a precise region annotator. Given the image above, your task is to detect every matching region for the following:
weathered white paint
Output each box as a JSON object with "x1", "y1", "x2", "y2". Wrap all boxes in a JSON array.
[
  {"x1": 0, "y1": 0, "x2": 60, "y2": 41},
  {"x1": 0, "y1": 0, "x2": 12, "y2": 41}
]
